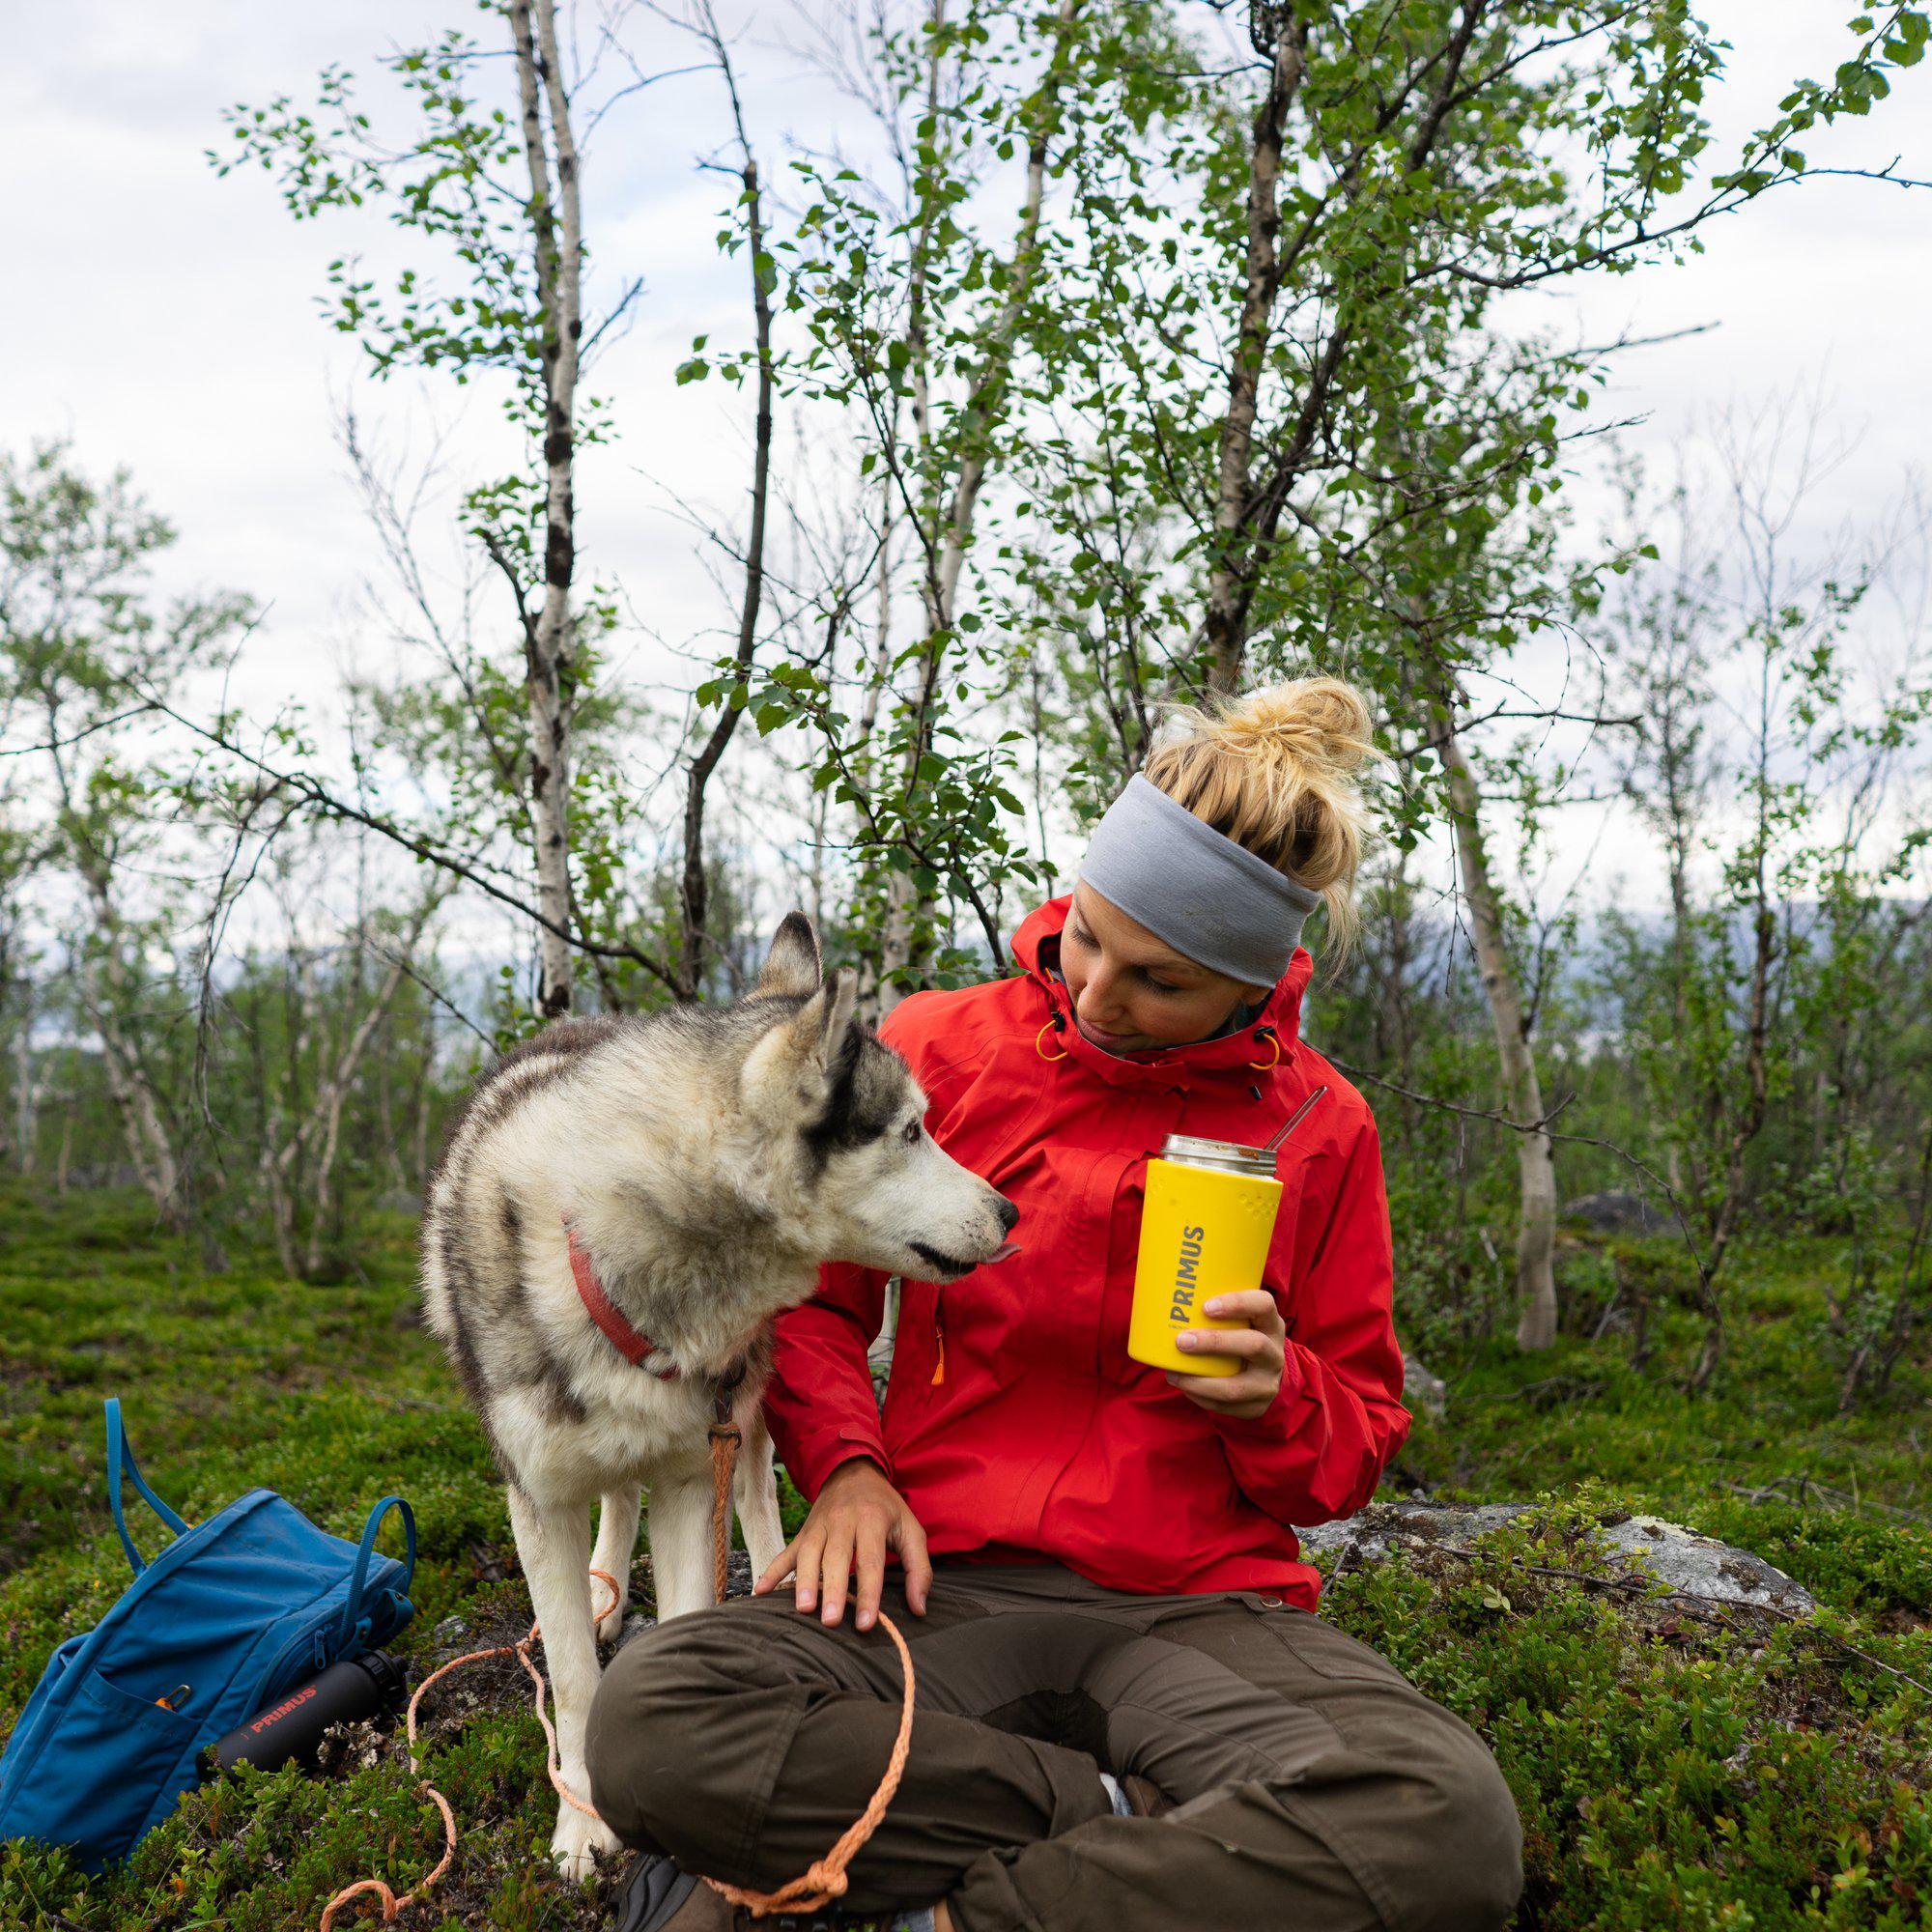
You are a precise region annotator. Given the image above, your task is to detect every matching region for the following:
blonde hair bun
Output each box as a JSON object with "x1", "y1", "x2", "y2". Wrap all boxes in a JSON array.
[
  {"x1": 1143, "y1": 676, "x2": 1378, "y2": 958},
  {"x1": 1209, "y1": 678, "x2": 1378, "y2": 780}
]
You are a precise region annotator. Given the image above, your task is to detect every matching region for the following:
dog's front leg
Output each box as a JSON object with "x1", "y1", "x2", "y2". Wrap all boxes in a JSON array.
[
  {"x1": 646, "y1": 1471, "x2": 724, "y2": 1620},
  {"x1": 507, "y1": 1485, "x2": 624, "y2": 1878},
  {"x1": 734, "y1": 1409, "x2": 786, "y2": 1583},
  {"x1": 589, "y1": 1485, "x2": 641, "y2": 1644}
]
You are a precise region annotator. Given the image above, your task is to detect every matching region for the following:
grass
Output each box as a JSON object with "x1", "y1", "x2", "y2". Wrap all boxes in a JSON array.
[
  {"x1": 0, "y1": 1184, "x2": 1926, "y2": 1929},
  {"x1": 1399, "y1": 1229, "x2": 1932, "y2": 1625}
]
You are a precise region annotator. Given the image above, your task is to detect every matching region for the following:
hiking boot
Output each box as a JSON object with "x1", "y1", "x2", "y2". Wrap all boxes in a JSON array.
[
  {"x1": 1118, "y1": 1773, "x2": 1171, "y2": 1818},
  {"x1": 609, "y1": 1855, "x2": 738, "y2": 1932},
  {"x1": 608, "y1": 1852, "x2": 864, "y2": 1932}
]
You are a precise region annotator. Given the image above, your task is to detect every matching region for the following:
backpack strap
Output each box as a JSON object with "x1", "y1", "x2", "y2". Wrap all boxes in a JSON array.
[
  {"x1": 103, "y1": 1397, "x2": 190, "y2": 1575},
  {"x1": 339, "y1": 1496, "x2": 417, "y2": 1650}
]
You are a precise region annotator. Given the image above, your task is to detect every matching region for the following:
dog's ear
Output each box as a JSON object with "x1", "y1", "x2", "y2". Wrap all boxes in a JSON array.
[
  {"x1": 754, "y1": 912, "x2": 822, "y2": 1000},
  {"x1": 741, "y1": 967, "x2": 860, "y2": 1111}
]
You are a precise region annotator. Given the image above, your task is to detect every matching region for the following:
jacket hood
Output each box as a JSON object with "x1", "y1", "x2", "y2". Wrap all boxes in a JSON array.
[{"x1": 1009, "y1": 895, "x2": 1314, "y2": 1092}]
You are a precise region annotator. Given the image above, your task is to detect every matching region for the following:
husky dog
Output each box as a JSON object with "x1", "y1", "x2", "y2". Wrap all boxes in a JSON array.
[{"x1": 421, "y1": 914, "x2": 1018, "y2": 1874}]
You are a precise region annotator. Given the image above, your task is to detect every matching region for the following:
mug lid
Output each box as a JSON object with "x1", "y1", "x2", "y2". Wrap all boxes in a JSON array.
[{"x1": 1160, "y1": 1133, "x2": 1278, "y2": 1177}]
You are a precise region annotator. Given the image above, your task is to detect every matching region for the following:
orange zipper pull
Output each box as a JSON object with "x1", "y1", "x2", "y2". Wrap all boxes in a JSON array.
[{"x1": 931, "y1": 1304, "x2": 947, "y2": 1386}]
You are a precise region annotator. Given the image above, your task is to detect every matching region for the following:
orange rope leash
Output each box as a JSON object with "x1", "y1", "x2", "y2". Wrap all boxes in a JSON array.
[
  {"x1": 709, "y1": 1421, "x2": 741, "y2": 1605},
  {"x1": 704, "y1": 1608, "x2": 916, "y2": 1918},
  {"x1": 320, "y1": 1409, "x2": 917, "y2": 1926},
  {"x1": 698, "y1": 1418, "x2": 917, "y2": 1919},
  {"x1": 319, "y1": 1568, "x2": 621, "y2": 1929}
]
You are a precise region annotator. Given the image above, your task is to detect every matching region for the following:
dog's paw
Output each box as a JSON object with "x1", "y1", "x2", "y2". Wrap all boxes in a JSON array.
[
  {"x1": 552, "y1": 1802, "x2": 623, "y2": 1881},
  {"x1": 595, "y1": 1586, "x2": 630, "y2": 1646}
]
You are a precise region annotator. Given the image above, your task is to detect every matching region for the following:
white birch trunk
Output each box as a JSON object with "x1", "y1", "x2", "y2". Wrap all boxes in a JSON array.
[
  {"x1": 512, "y1": 0, "x2": 582, "y2": 1020},
  {"x1": 13, "y1": 995, "x2": 43, "y2": 1175},
  {"x1": 1435, "y1": 712, "x2": 1559, "y2": 1352},
  {"x1": 299, "y1": 954, "x2": 410, "y2": 1278},
  {"x1": 73, "y1": 869, "x2": 185, "y2": 1227},
  {"x1": 87, "y1": 980, "x2": 183, "y2": 1220},
  {"x1": 1203, "y1": 18, "x2": 1306, "y2": 694}
]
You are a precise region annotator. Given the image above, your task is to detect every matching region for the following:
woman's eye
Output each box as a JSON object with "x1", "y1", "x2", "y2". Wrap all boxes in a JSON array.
[{"x1": 902, "y1": 1121, "x2": 922, "y2": 1145}]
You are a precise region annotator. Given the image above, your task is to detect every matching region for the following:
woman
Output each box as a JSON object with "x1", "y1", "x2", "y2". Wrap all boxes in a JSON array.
[{"x1": 587, "y1": 680, "x2": 1523, "y2": 1932}]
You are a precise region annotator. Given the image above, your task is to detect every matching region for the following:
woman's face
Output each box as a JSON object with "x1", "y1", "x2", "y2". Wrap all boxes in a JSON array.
[{"x1": 1059, "y1": 883, "x2": 1267, "y2": 1055}]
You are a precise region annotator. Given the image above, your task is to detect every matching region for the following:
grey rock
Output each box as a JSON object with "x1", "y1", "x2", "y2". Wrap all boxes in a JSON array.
[
  {"x1": 61, "y1": 1163, "x2": 144, "y2": 1191},
  {"x1": 1561, "y1": 1189, "x2": 1676, "y2": 1235},
  {"x1": 1295, "y1": 1499, "x2": 1814, "y2": 1613},
  {"x1": 432, "y1": 1615, "x2": 470, "y2": 1646},
  {"x1": 1403, "y1": 1355, "x2": 1447, "y2": 1420},
  {"x1": 1595, "y1": 1512, "x2": 1813, "y2": 1613}
]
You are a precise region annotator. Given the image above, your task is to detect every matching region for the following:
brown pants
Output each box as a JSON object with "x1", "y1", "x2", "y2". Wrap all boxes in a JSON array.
[{"x1": 585, "y1": 1564, "x2": 1522, "y2": 1932}]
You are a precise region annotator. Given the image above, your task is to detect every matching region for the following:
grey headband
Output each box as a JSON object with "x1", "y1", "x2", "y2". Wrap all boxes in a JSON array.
[{"x1": 1077, "y1": 775, "x2": 1321, "y2": 988}]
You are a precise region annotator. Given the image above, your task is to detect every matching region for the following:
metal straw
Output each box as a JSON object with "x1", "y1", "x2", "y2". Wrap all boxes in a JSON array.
[{"x1": 1261, "y1": 1084, "x2": 1328, "y2": 1155}]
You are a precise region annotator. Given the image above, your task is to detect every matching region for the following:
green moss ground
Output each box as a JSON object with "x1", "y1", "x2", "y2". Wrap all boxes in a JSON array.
[{"x1": 0, "y1": 1186, "x2": 1926, "y2": 1929}]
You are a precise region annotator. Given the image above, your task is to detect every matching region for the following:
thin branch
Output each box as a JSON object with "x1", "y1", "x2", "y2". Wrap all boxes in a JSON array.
[
  {"x1": 127, "y1": 686, "x2": 679, "y2": 986},
  {"x1": 1321, "y1": 1048, "x2": 1703, "y2": 1272}
]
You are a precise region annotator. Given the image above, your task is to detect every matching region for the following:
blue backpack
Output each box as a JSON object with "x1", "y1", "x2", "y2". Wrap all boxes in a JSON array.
[{"x1": 0, "y1": 1398, "x2": 415, "y2": 1873}]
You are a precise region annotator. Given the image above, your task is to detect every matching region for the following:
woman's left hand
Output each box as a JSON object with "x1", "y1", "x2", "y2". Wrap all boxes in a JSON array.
[{"x1": 1170, "y1": 1290, "x2": 1287, "y2": 1421}]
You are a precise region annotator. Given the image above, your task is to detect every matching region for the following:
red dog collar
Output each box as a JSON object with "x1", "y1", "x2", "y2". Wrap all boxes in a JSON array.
[{"x1": 564, "y1": 1220, "x2": 678, "y2": 1378}]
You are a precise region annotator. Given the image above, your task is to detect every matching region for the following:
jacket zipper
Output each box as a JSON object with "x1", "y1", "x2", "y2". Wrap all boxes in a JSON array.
[{"x1": 931, "y1": 1298, "x2": 946, "y2": 1386}]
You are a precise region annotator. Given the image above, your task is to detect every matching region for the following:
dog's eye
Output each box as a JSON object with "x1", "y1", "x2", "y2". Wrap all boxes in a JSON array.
[{"x1": 902, "y1": 1120, "x2": 922, "y2": 1146}]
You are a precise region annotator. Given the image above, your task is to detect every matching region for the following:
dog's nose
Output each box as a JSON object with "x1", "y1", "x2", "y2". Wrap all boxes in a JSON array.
[{"x1": 995, "y1": 1194, "x2": 1020, "y2": 1234}]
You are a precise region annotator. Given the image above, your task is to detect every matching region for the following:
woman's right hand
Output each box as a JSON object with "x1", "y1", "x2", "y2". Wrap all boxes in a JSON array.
[{"x1": 753, "y1": 1457, "x2": 931, "y2": 1631}]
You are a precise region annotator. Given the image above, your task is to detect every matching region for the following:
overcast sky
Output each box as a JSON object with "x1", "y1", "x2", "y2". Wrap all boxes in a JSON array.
[{"x1": 6, "y1": 2, "x2": 1929, "y2": 933}]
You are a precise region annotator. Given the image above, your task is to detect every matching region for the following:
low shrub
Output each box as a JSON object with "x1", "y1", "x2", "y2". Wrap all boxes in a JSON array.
[{"x1": 2, "y1": 1190, "x2": 1927, "y2": 1928}]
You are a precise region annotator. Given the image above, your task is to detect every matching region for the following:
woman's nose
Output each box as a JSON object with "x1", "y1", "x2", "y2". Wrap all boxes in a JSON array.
[
  {"x1": 1076, "y1": 971, "x2": 1122, "y2": 1025},
  {"x1": 1074, "y1": 981, "x2": 1121, "y2": 1028}
]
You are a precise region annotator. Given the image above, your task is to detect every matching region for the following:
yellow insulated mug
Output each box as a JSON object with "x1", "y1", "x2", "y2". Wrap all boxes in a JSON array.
[{"x1": 1128, "y1": 1135, "x2": 1284, "y2": 1378}]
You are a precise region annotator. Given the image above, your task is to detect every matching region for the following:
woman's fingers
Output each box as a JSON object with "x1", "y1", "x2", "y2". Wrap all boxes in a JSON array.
[
  {"x1": 852, "y1": 1514, "x2": 890, "y2": 1632},
  {"x1": 817, "y1": 1518, "x2": 857, "y2": 1626},
  {"x1": 1172, "y1": 1367, "x2": 1271, "y2": 1401},
  {"x1": 746, "y1": 1475, "x2": 933, "y2": 1629},
  {"x1": 1170, "y1": 1290, "x2": 1286, "y2": 1421},
  {"x1": 754, "y1": 1536, "x2": 799, "y2": 1597},
  {"x1": 1176, "y1": 1325, "x2": 1270, "y2": 1359},
  {"x1": 895, "y1": 1511, "x2": 933, "y2": 1616},
  {"x1": 1169, "y1": 1367, "x2": 1277, "y2": 1417},
  {"x1": 791, "y1": 1522, "x2": 825, "y2": 1615},
  {"x1": 1202, "y1": 1289, "x2": 1285, "y2": 1334}
]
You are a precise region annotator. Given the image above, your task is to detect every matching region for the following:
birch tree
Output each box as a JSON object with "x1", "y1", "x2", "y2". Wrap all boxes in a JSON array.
[
  {"x1": 219, "y1": 0, "x2": 624, "y2": 1021},
  {"x1": 1429, "y1": 690, "x2": 1560, "y2": 1350},
  {"x1": 0, "y1": 444, "x2": 253, "y2": 1232},
  {"x1": 505, "y1": 0, "x2": 582, "y2": 1017},
  {"x1": 690, "y1": 0, "x2": 1107, "y2": 997},
  {"x1": 1019, "y1": 0, "x2": 1931, "y2": 721},
  {"x1": 251, "y1": 871, "x2": 453, "y2": 1281},
  {"x1": 864, "y1": 0, "x2": 1086, "y2": 1003},
  {"x1": 1602, "y1": 412, "x2": 1930, "y2": 1391}
]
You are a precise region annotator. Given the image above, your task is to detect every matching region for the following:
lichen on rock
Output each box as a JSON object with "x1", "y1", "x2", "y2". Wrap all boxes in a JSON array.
[{"x1": 1296, "y1": 1498, "x2": 1816, "y2": 1612}]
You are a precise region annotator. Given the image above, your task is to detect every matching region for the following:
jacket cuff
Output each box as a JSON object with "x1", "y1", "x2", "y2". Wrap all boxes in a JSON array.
[{"x1": 785, "y1": 1422, "x2": 893, "y2": 1500}]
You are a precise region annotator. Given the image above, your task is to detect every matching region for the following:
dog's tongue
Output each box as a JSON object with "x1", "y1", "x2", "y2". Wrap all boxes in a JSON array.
[{"x1": 986, "y1": 1241, "x2": 1022, "y2": 1264}]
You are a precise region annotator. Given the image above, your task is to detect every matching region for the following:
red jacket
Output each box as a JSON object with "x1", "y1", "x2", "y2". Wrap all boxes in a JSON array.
[{"x1": 763, "y1": 897, "x2": 1409, "y2": 1605}]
